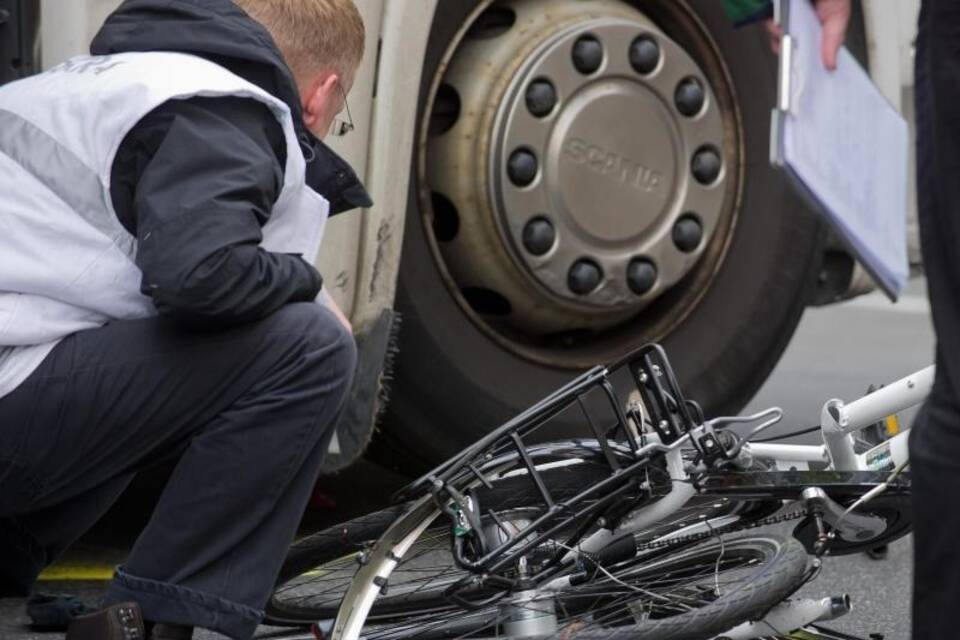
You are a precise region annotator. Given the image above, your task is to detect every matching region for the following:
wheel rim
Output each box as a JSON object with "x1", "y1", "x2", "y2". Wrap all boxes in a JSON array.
[
  {"x1": 355, "y1": 535, "x2": 788, "y2": 640},
  {"x1": 556, "y1": 540, "x2": 772, "y2": 626},
  {"x1": 269, "y1": 527, "x2": 464, "y2": 620},
  {"x1": 268, "y1": 496, "x2": 753, "y2": 625},
  {"x1": 418, "y1": 0, "x2": 743, "y2": 369}
]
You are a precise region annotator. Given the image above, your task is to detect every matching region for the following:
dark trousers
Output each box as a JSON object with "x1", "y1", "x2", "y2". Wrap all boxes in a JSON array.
[
  {"x1": 911, "y1": 1, "x2": 960, "y2": 637},
  {"x1": 0, "y1": 302, "x2": 356, "y2": 638}
]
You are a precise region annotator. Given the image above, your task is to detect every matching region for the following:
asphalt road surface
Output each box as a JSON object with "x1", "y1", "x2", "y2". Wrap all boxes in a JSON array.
[{"x1": 0, "y1": 278, "x2": 934, "y2": 639}]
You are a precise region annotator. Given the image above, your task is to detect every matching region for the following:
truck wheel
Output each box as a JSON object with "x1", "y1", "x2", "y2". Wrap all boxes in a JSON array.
[{"x1": 376, "y1": 0, "x2": 821, "y2": 471}]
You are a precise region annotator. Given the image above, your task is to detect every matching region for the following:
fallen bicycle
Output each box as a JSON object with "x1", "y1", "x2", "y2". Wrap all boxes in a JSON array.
[{"x1": 268, "y1": 343, "x2": 927, "y2": 640}]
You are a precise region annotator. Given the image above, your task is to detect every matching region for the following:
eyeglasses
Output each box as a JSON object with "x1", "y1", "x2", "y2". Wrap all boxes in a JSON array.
[{"x1": 331, "y1": 82, "x2": 355, "y2": 137}]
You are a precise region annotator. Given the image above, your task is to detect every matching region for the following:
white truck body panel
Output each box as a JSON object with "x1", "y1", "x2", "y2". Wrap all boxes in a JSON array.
[{"x1": 862, "y1": 0, "x2": 921, "y2": 268}]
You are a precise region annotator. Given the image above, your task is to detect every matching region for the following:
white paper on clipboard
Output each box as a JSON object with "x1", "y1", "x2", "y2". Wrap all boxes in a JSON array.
[{"x1": 770, "y1": 0, "x2": 909, "y2": 300}]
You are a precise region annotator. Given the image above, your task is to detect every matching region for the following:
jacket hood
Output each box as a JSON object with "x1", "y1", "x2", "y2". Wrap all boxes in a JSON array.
[
  {"x1": 91, "y1": 0, "x2": 372, "y2": 214},
  {"x1": 91, "y1": 0, "x2": 302, "y2": 119}
]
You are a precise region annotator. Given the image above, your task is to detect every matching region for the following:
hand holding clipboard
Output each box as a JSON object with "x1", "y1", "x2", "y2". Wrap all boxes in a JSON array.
[{"x1": 770, "y1": 0, "x2": 909, "y2": 300}]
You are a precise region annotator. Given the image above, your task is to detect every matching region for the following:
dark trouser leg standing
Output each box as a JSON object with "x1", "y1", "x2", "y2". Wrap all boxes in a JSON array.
[
  {"x1": 912, "y1": 2, "x2": 960, "y2": 637},
  {"x1": 0, "y1": 302, "x2": 356, "y2": 638}
]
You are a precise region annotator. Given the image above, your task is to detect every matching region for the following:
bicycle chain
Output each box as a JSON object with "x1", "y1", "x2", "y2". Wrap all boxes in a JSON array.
[{"x1": 633, "y1": 507, "x2": 811, "y2": 551}]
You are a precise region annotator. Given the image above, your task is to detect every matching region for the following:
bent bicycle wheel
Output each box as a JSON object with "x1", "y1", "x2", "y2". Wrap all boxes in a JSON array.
[
  {"x1": 319, "y1": 532, "x2": 808, "y2": 640},
  {"x1": 561, "y1": 533, "x2": 809, "y2": 640},
  {"x1": 267, "y1": 461, "x2": 621, "y2": 625},
  {"x1": 266, "y1": 456, "x2": 765, "y2": 625},
  {"x1": 266, "y1": 505, "x2": 410, "y2": 625},
  {"x1": 267, "y1": 473, "x2": 806, "y2": 637}
]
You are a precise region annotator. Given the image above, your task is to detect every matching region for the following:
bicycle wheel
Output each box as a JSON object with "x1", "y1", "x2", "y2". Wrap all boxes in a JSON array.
[
  {"x1": 267, "y1": 461, "x2": 621, "y2": 625},
  {"x1": 344, "y1": 532, "x2": 808, "y2": 640},
  {"x1": 559, "y1": 532, "x2": 809, "y2": 640},
  {"x1": 267, "y1": 469, "x2": 803, "y2": 635},
  {"x1": 266, "y1": 505, "x2": 409, "y2": 625}
]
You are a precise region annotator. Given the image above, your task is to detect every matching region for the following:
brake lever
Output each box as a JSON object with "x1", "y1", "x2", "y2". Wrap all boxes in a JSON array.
[{"x1": 702, "y1": 407, "x2": 784, "y2": 461}]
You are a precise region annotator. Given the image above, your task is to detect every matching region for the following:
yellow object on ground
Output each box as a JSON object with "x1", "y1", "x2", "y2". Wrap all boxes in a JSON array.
[{"x1": 38, "y1": 563, "x2": 115, "y2": 581}]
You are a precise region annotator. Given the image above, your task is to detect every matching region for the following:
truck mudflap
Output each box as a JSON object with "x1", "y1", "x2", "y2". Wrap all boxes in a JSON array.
[{"x1": 319, "y1": 309, "x2": 400, "y2": 473}]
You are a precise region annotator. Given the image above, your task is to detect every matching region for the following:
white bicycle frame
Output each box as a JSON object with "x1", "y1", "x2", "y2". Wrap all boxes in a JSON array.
[
  {"x1": 747, "y1": 365, "x2": 933, "y2": 472},
  {"x1": 329, "y1": 365, "x2": 935, "y2": 640}
]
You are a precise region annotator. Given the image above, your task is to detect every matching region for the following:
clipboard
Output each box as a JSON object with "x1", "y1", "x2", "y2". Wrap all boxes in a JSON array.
[{"x1": 770, "y1": 0, "x2": 909, "y2": 300}]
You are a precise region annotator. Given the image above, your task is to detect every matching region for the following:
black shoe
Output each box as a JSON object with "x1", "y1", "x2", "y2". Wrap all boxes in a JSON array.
[
  {"x1": 26, "y1": 592, "x2": 96, "y2": 631},
  {"x1": 66, "y1": 601, "x2": 145, "y2": 640}
]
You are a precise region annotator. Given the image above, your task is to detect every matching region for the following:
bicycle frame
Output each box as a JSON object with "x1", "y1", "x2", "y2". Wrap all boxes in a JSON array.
[
  {"x1": 746, "y1": 365, "x2": 934, "y2": 472},
  {"x1": 329, "y1": 363, "x2": 936, "y2": 640},
  {"x1": 569, "y1": 365, "x2": 933, "y2": 553}
]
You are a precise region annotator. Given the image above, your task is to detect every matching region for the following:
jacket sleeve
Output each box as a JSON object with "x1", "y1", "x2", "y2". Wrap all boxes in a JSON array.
[
  {"x1": 116, "y1": 97, "x2": 323, "y2": 327},
  {"x1": 722, "y1": 0, "x2": 773, "y2": 27}
]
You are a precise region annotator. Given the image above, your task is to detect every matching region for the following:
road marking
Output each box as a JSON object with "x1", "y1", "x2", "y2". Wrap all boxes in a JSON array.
[
  {"x1": 840, "y1": 295, "x2": 930, "y2": 315},
  {"x1": 37, "y1": 563, "x2": 114, "y2": 581}
]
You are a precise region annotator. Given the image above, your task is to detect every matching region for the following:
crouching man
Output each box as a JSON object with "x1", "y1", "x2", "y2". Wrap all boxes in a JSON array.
[{"x1": 0, "y1": 0, "x2": 370, "y2": 637}]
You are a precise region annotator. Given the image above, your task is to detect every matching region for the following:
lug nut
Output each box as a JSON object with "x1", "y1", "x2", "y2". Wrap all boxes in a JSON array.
[
  {"x1": 572, "y1": 35, "x2": 603, "y2": 74},
  {"x1": 672, "y1": 215, "x2": 703, "y2": 252},
  {"x1": 508, "y1": 148, "x2": 538, "y2": 186},
  {"x1": 568, "y1": 259, "x2": 603, "y2": 295},
  {"x1": 627, "y1": 259, "x2": 657, "y2": 295},
  {"x1": 691, "y1": 147, "x2": 722, "y2": 185},
  {"x1": 526, "y1": 79, "x2": 558, "y2": 117},
  {"x1": 629, "y1": 35, "x2": 660, "y2": 75},
  {"x1": 522, "y1": 217, "x2": 556, "y2": 255},
  {"x1": 675, "y1": 77, "x2": 705, "y2": 117}
]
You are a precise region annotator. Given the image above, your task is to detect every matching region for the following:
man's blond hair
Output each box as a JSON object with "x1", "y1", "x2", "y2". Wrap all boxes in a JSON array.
[{"x1": 234, "y1": 0, "x2": 365, "y2": 80}]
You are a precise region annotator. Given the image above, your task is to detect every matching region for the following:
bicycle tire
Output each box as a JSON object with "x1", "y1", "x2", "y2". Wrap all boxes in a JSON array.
[
  {"x1": 568, "y1": 532, "x2": 809, "y2": 640},
  {"x1": 267, "y1": 464, "x2": 803, "y2": 634},
  {"x1": 266, "y1": 505, "x2": 406, "y2": 625},
  {"x1": 266, "y1": 461, "x2": 621, "y2": 625},
  {"x1": 351, "y1": 532, "x2": 809, "y2": 640}
]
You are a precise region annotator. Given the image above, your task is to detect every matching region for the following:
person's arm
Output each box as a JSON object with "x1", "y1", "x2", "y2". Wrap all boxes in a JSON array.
[
  {"x1": 112, "y1": 97, "x2": 324, "y2": 327},
  {"x1": 722, "y1": 0, "x2": 774, "y2": 27},
  {"x1": 317, "y1": 287, "x2": 352, "y2": 333}
]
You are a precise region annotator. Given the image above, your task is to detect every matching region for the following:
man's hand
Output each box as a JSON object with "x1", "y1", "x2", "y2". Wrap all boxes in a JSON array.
[
  {"x1": 319, "y1": 288, "x2": 353, "y2": 334},
  {"x1": 764, "y1": 0, "x2": 852, "y2": 71},
  {"x1": 816, "y1": 0, "x2": 852, "y2": 70},
  {"x1": 764, "y1": 19, "x2": 785, "y2": 55}
]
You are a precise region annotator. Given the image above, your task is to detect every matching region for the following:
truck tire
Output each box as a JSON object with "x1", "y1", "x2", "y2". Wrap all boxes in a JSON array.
[{"x1": 375, "y1": 0, "x2": 821, "y2": 472}]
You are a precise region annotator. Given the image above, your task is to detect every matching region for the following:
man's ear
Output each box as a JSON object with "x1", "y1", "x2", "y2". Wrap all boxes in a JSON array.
[{"x1": 302, "y1": 72, "x2": 339, "y2": 129}]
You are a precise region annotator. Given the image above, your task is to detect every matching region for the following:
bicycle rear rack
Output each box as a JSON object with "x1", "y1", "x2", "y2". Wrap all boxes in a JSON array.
[{"x1": 392, "y1": 344, "x2": 704, "y2": 600}]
